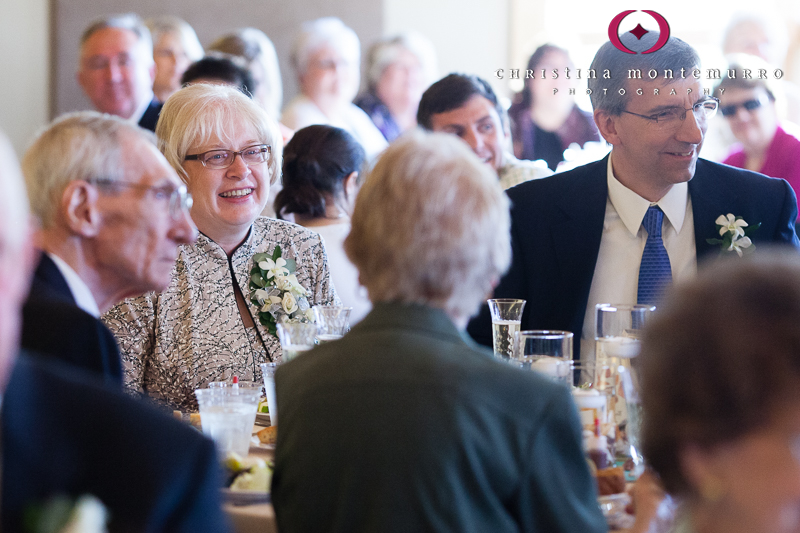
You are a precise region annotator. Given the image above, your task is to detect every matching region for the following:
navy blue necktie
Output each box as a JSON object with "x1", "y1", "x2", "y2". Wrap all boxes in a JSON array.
[{"x1": 637, "y1": 205, "x2": 672, "y2": 305}]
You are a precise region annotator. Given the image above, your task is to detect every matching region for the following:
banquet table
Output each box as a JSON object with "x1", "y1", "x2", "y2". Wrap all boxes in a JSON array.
[{"x1": 223, "y1": 433, "x2": 279, "y2": 533}]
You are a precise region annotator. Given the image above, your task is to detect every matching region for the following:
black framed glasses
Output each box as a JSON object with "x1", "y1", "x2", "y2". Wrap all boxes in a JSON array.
[
  {"x1": 720, "y1": 96, "x2": 767, "y2": 117},
  {"x1": 622, "y1": 97, "x2": 720, "y2": 128},
  {"x1": 89, "y1": 179, "x2": 193, "y2": 220},
  {"x1": 184, "y1": 144, "x2": 271, "y2": 169}
]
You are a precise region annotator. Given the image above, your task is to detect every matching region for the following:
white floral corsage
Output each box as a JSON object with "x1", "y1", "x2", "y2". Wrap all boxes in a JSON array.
[
  {"x1": 706, "y1": 213, "x2": 760, "y2": 257},
  {"x1": 249, "y1": 246, "x2": 315, "y2": 337}
]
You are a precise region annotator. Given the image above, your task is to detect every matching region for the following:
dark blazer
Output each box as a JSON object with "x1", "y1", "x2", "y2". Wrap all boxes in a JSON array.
[
  {"x1": 467, "y1": 156, "x2": 800, "y2": 358},
  {"x1": 21, "y1": 254, "x2": 123, "y2": 384},
  {"x1": 138, "y1": 98, "x2": 163, "y2": 132},
  {"x1": 272, "y1": 302, "x2": 606, "y2": 533},
  {"x1": 2, "y1": 353, "x2": 232, "y2": 533}
]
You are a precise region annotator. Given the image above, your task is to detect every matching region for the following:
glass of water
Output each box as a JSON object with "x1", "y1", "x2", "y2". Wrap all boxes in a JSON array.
[
  {"x1": 312, "y1": 305, "x2": 352, "y2": 344},
  {"x1": 277, "y1": 320, "x2": 317, "y2": 362},
  {"x1": 487, "y1": 299, "x2": 526, "y2": 360},
  {"x1": 515, "y1": 330, "x2": 573, "y2": 386},
  {"x1": 195, "y1": 385, "x2": 261, "y2": 457}
]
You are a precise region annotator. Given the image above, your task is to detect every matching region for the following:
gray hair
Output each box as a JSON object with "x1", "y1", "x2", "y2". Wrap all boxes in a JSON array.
[
  {"x1": 146, "y1": 16, "x2": 204, "y2": 63},
  {"x1": 291, "y1": 17, "x2": 360, "y2": 77},
  {"x1": 208, "y1": 28, "x2": 283, "y2": 118},
  {"x1": 344, "y1": 131, "x2": 511, "y2": 321},
  {"x1": 156, "y1": 83, "x2": 282, "y2": 186},
  {"x1": 588, "y1": 32, "x2": 700, "y2": 116},
  {"x1": 0, "y1": 133, "x2": 29, "y2": 249},
  {"x1": 81, "y1": 13, "x2": 154, "y2": 62},
  {"x1": 365, "y1": 32, "x2": 437, "y2": 90},
  {"x1": 22, "y1": 112, "x2": 156, "y2": 229}
]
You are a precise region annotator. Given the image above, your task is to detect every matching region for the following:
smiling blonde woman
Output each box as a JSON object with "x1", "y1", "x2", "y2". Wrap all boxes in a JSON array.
[{"x1": 103, "y1": 84, "x2": 338, "y2": 411}]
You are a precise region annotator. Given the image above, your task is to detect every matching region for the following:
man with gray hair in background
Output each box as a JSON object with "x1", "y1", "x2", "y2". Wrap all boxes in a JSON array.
[
  {"x1": 0, "y1": 131, "x2": 230, "y2": 532},
  {"x1": 21, "y1": 111, "x2": 195, "y2": 382},
  {"x1": 77, "y1": 13, "x2": 163, "y2": 131}
]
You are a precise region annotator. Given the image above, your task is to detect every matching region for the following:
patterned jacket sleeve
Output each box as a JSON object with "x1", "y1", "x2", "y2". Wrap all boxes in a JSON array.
[{"x1": 101, "y1": 293, "x2": 157, "y2": 395}]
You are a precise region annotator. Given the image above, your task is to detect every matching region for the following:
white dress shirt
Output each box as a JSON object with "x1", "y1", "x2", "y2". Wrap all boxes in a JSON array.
[
  {"x1": 579, "y1": 156, "x2": 697, "y2": 363},
  {"x1": 48, "y1": 253, "x2": 100, "y2": 318}
]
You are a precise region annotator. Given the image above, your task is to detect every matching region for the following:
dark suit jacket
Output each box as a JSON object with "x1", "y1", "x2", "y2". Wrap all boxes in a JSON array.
[
  {"x1": 272, "y1": 302, "x2": 606, "y2": 533},
  {"x1": 138, "y1": 98, "x2": 163, "y2": 132},
  {"x1": 467, "y1": 156, "x2": 800, "y2": 359},
  {"x1": 2, "y1": 353, "x2": 232, "y2": 533},
  {"x1": 21, "y1": 254, "x2": 123, "y2": 384}
]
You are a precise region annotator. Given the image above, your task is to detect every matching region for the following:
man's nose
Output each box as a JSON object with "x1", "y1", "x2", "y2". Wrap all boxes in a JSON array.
[
  {"x1": 171, "y1": 207, "x2": 197, "y2": 245},
  {"x1": 464, "y1": 128, "x2": 484, "y2": 154},
  {"x1": 106, "y1": 61, "x2": 124, "y2": 82},
  {"x1": 676, "y1": 111, "x2": 704, "y2": 145}
]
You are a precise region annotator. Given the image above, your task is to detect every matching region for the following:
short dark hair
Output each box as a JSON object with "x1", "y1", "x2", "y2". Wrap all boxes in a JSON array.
[
  {"x1": 588, "y1": 32, "x2": 700, "y2": 115},
  {"x1": 417, "y1": 73, "x2": 503, "y2": 130},
  {"x1": 274, "y1": 125, "x2": 366, "y2": 219},
  {"x1": 180, "y1": 55, "x2": 257, "y2": 99},
  {"x1": 641, "y1": 251, "x2": 800, "y2": 496}
]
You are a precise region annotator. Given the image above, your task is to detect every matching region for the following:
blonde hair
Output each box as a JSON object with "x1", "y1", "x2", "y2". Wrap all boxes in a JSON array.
[
  {"x1": 291, "y1": 17, "x2": 360, "y2": 76},
  {"x1": 208, "y1": 29, "x2": 283, "y2": 119},
  {"x1": 156, "y1": 83, "x2": 283, "y2": 185},
  {"x1": 146, "y1": 16, "x2": 204, "y2": 63},
  {"x1": 22, "y1": 112, "x2": 154, "y2": 229},
  {"x1": 345, "y1": 131, "x2": 511, "y2": 320},
  {"x1": 365, "y1": 32, "x2": 437, "y2": 90}
]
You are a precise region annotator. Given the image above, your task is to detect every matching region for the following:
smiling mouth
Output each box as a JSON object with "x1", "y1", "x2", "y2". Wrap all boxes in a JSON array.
[
  {"x1": 667, "y1": 151, "x2": 694, "y2": 157},
  {"x1": 219, "y1": 188, "x2": 253, "y2": 198}
]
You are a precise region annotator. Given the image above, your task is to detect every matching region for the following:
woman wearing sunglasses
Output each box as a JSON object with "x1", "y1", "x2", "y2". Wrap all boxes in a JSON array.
[
  {"x1": 715, "y1": 55, "x2": 800, "y2": 219},
  {"x1": 103, "y1": 84, "x2": 338, "y2": 411}
]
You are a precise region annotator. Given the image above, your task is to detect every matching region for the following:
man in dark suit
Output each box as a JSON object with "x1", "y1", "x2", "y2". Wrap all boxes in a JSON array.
[
  {"x1": 0, "y1": 132, "x2": 231, "y2": 532},
  {"x1": 77, "y1": 13, "x2": 163, "y2": 132},
  {"x1": 272, "y1": 132, "x2": 605, "y2": 532},
  {"x1": 467, "y1": 32, "x2": 800, "y2": 361},
  {"x1": 20, "y1": 112, "x2": 196, "y2": 381}
]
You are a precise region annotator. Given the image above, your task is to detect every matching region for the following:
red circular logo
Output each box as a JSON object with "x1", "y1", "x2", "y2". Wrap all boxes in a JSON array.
[{"x1": 608, "y1": 10, "x2": 671, "y2": 54}]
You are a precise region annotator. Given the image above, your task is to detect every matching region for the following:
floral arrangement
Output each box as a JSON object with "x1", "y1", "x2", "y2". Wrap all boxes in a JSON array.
[
  {"x1": 706, "y1": 213, "x2": 760, "y2": 257},
  {"x1": 24, "y1": 494, "x2": 108, "y2": 533},
  {"x1": 249, "y1": 246, "x2": 314, "y2": 337}
]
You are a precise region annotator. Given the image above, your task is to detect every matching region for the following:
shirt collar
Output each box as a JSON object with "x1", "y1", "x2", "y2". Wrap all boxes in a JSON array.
[
  {"x1": 606, "y1": 155, "x2": 688, "y2": 237},
  {"x1": 130, "y1": 94, "x2": 155, "y2": 125},
  {"x1": 47, "y1": 253, "x2": 101, "y2": 318}
]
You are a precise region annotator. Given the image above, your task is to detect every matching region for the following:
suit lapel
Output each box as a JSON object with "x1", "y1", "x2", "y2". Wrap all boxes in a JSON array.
[
  {"x1": 551, "y1": 156, "x2": 609, "y2": 323},
  {"x1": 689, "y1": 160, "x2": 726, "y2": 260}
]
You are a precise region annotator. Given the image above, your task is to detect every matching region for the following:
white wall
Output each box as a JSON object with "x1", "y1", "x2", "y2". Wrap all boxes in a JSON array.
[
  {"x1": 0, "y1": 0, "x2": 50, "y2": 157},
  {"x1": 382, "y1": 0, "x2": 509, "y2": 98}
]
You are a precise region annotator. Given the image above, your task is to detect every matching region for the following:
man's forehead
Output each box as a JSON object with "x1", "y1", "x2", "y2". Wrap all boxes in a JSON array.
[
  {"x1": 122, "y1": 135, "x2": 180, "y2": 186},
  {"x1": 431, "y1": 95, "x2": 499, "y2": 127},
  {"x1": 81, "y1": 27, "x2": 141, "y2": 58},
  {"x1": 623, "y1": 76, "x2": 704, "y2": 107}
]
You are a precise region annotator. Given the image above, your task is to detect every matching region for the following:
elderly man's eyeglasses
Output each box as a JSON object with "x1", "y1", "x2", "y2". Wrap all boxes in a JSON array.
[
  {"x1": 720, "y1": 96, "x2": 767, "y2": 117},
  {"x1": 184, "y1": 144, "x2": 271, "y2": 169},
  {"x1": 89, "y1": 179, "x2": 193, "y2": 220},
  {"x1": 622, "y1": 97, "x2": 720, "y2": 128}
]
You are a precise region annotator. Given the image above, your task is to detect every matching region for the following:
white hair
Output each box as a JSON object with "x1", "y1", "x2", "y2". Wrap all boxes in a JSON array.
[
  {"x1": 345, "y1": 131, "x2": 511, "y2": 321},
  {"x1": 81, "y1": 13, "x2": 154, "y2": 65},
  {"x1": 365, "y1": 32, "x2": 437, "y2": 90},
  {"x1": 291, "y1": 17, "x2": 360, "y2": 76},
  {"x1": 22, "y1": 112, "x2": 155, "y2": 229},
  {"x1": 157, "y1": 83, "x2": 283, "y2": 185}
]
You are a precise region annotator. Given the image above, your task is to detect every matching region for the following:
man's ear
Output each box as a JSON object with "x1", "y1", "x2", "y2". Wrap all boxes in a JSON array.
[
  {"x1": 61, "y1": 181, "x2": 102, "y2": 237},
  {"x1": 594, "y1": 109, "x2": 622, "y2": 146}
]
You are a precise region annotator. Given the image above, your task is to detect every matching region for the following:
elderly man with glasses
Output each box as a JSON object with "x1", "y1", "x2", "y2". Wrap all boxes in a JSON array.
[
  {"x1": 20, "y1": 111, "x2": 196, "y2": 383},
  {"x1": 468, "y1": 32, "x2": 800, "y2": 365}
]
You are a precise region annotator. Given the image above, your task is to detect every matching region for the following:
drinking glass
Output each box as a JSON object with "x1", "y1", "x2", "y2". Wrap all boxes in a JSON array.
[
  {"x1": 277, "y1": 321, "x2": 317, "y2": 362},
  {"x1": 260, "y1": 362, "x2": 279, "y2": 426},
  {"x1": 312, "y1": 305, "x2": 352, "y2": 344},
  {"x1": 595, "y1": 303, "x2": 654, "y2": 472},
  {"x1": 515, "y1": 330, "x2": 573, "y2": 385},
  {"x1": 487, "y1": 298, "x2": 526, "y2": 360},
  {"x1": 195, "y1": 385, "x2": 261, "y2": 457}
]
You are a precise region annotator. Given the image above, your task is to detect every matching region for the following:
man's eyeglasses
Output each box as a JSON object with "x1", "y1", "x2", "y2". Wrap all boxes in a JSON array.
[
  {"x1": 622, "y1": 97, "x2": 720, "y2": 128},
  {"x1": 184, "y1": 144, "x2": 271, "y2": 170},
  {"x1": 720, "y1": 96, "x2": 767, "y2": 117},
  {"x1": 89, "y1": 179, "x2": 193, "y2": 220}
]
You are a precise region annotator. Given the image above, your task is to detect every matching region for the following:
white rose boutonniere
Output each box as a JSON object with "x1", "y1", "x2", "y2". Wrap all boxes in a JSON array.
[
  {"x1": 249, "y1": 245, "x2": 314, "y2": 337},
  {"x1": 25, "y1": 494, "x2": 108, "y2": 533},
  {"x1": 706, "y1": 213, "x2": 760, "y2": 257}
]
